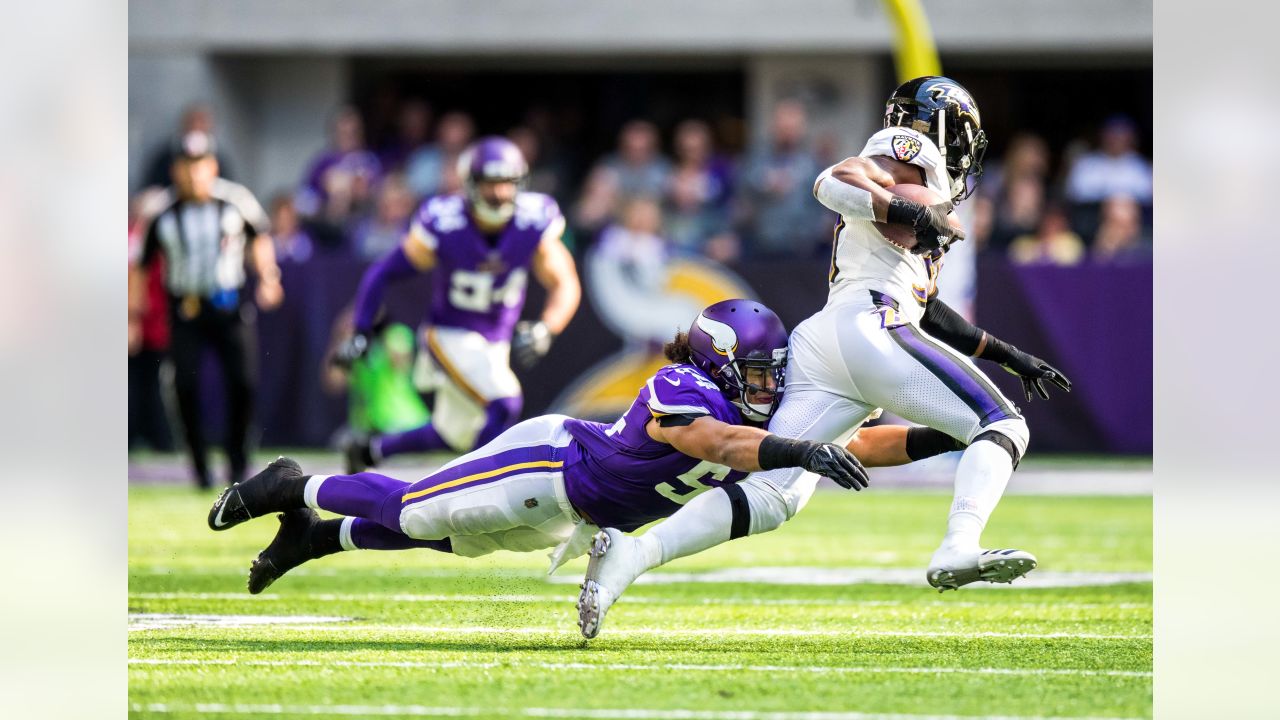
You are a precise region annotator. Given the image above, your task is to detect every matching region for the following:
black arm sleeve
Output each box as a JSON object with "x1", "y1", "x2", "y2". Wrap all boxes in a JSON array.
[
  {"x1": 656, "y1": 414, "x2": 702, "y2": 428},
  {"x1": 920, "y1": 298, "x2": 986, "y2": 356}
]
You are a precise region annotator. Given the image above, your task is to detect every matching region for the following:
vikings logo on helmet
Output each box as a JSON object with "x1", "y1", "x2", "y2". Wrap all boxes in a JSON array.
[
  {"x1": 695, "y1": 314, "x2": 740, "y2": 357},
  {"x1": 892, "y1": 135, "x2": 923, "y2": 162}
]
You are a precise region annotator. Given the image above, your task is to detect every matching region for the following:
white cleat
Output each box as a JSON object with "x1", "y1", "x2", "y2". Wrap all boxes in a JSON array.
[
  {"x1": 927, "y1": 547, "x2": 1038, "y2": 592},
  {"x1": 576, "y1": 528, "x2": 646, "y2": 639}
]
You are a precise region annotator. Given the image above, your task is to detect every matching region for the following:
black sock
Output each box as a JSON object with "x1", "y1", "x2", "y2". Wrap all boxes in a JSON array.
[{"x1": 308, "y1": 518, "x2": 346, "y2": 559}]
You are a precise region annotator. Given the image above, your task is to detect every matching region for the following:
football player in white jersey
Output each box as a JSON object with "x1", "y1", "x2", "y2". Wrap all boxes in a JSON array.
[{"x1": 576, "y1": 76, "x2": 1073, "y2": 639}]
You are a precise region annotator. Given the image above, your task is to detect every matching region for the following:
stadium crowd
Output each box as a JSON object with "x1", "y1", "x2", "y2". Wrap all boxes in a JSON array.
[{"x1": 132, "y1": 99, "x2": 1152, "y2": 270}]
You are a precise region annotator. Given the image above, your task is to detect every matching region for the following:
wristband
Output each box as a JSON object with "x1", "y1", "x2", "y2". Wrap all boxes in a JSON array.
[
  {"x1": 758, "y1": 434, "x2": 812, "y2": 470},
  {"x1": 884, "y1": 195, "x2": 924, "y2": 226},
  {"x1": 905, "y1": 427, "x2": 965, "y2": 461}
]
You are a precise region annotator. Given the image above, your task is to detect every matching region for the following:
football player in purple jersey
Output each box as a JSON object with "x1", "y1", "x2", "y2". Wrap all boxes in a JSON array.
[
  {"x1": 209, "y1": 299, "x2": 965, "y2": 595},
  {"x1": 333, "y1": 136, "x2": 581, "y2": 473}
]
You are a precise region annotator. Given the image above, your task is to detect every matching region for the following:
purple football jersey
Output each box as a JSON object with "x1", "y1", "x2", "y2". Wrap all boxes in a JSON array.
[
  {"x1": 563, "y1": 364, "x2": 749, "y2": 532},
  {"x1": 412, "y1": 192, "x2": 562, "y2": 342}
]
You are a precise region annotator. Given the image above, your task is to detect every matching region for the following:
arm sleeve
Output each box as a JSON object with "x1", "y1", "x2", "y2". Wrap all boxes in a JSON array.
[
  {"x1": 352, "y1": 245, "x2": 419, "y2": 334},
  {"x1": 920, "y1": 298, "x2": 986, "y2": 357},
  {"x1": 812, "y1": 165, "x2": 876, "y2": 220}
]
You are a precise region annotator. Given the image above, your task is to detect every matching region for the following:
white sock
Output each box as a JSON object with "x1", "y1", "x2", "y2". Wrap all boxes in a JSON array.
[
  {"x1": 338, "y1": 516, "x2": 358, "y2": 551},
  {"x1": 639, "y1": 486, "x2": 735, "y2": 567},
  {"x1": 942, "y1": 440, "x2": 1014, "y2": 552},
  {"x1": 302, "y1": 475, "x2": 331, "y2": 511}
]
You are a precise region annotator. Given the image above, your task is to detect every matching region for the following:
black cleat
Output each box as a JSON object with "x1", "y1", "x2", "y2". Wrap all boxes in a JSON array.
[
  {"x1": 343, "y1": 436, "x2": 376, "y2": 474},
  {"x1": 207, "y1": 456, "x2": 304, "y2": 532},
  {"x1": 247, "y1": 508, "x2": 324, "y2": 594}
]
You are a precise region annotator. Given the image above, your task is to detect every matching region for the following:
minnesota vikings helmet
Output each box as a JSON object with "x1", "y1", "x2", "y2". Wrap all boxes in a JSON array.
[
  {"x1": 884, "y1": 76, "x2": 988, "y2": 202},
  {"x1": 686, "y1": 299, "x2": 790, "y2": 422},
  {"x1": 457, "y1": 136, "x2": 529, "y2": 225}
]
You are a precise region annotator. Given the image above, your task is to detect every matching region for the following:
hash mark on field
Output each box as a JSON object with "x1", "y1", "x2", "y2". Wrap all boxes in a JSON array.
[
  {"x1": 129, "y1": 702, "x2": 1148, "y2": 719},
  {"x1": 147, "y1": 623, "x2": 1150, "y2": 640},
  {"x1": 129, "y1": 657, "x2": 1152, "y2": 678},
  {"x1": 129, "y1": 592, "x2": 1151, "y2": 611}
]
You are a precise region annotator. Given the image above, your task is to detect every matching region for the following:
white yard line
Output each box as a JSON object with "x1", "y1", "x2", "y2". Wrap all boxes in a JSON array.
[
  {"x1": 129, "y1": 591, "x2": 1151, "y2": 610},
  {"x1": 127, "y1": 619, "x2": 1150, "y2": 640},
  {"x1": 128, "y1": 657, "x2": 1152, "y2": 678},
  {"x1": 128, "y1": 703, "x2": 1147, "y2": 720},
  {"x1": 127, "y1": 614, "x2": 350, "y2": 632}
]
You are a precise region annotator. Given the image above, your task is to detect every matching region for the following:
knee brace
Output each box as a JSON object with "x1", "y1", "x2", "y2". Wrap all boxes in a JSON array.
[
  {"x1": 726, "y1": 475, "x2": 795, "y2": 537},
  {"x1": 973, "y1": 429, "x2": 1023, "y2": 469}
]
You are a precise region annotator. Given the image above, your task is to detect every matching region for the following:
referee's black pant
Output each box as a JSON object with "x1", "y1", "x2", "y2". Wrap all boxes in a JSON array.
[{"x1": 169, "y1": 299, "x2": 257, "y2": 488}]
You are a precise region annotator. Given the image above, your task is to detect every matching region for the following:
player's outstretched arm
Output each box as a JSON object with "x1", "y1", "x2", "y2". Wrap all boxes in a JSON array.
[
  {"x1": 847, "y1": 425, "x2": 966, "y2": 467},
  {"x1": 516, "y1": 221, "x2": 581, "y2": 369},
  {"x1": 920, "y1": 298, "x2": 1072, "y2": 402},
  {"x1": 336, "y1": 237, "x2": 435, "y2": 368},
  {"x1": 653, "y1": 416, "x2": 869, "y2": 490}
]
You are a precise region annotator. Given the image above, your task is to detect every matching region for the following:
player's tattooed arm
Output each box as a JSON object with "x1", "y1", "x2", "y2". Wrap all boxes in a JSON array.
[{"x1": 652, "y1": 417, "x2": 869, "y2": 490}]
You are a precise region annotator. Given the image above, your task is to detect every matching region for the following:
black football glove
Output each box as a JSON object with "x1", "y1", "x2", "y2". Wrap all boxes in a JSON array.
[
  {"x1": 800, "y1": 442, "x2": 870, "y2": 491},
  {"x1": 885, "y1": 196, "x2": 966, "y2": 255},
  {"x1": 512, "y1": 320, "x2": 554, "y2": 369},
  {"x1": 998, "y1": 348, "x2": 1072, "y2": 402},
  {"x1": 332, "y1": 332, "x2": 371, "y2": 370}
]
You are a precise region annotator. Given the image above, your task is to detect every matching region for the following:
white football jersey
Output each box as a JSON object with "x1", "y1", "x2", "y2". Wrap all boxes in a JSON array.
[{"x1": 822, "y1": 126, "x2": 955, "y2": 322}]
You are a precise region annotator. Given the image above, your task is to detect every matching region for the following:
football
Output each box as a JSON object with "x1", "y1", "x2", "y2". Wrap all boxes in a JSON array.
[{"x1": 872, "y1": 183, "x2": 961, "y2": 251}]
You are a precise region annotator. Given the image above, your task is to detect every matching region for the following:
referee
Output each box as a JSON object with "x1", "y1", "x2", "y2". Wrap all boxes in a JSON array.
[{"x1": 128, "y1": 131, "x2": 284, "y2": 488}]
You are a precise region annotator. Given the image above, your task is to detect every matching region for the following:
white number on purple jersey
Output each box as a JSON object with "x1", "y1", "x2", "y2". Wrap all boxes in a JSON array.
[
  {"x1": 671, "y1": 366, "x2": 719, "y2": 392},
  {"x1": 448, "y1": 269, "x2": 528, "y2": 313},
  {"x1": 655, "y1": 460, "x2": 732, "y2": 505}
]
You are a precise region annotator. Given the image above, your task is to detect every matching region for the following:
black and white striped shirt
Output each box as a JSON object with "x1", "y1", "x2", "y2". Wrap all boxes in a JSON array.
[{"x1": 137, "y1": 179, "x2": 270, "y2": 297}]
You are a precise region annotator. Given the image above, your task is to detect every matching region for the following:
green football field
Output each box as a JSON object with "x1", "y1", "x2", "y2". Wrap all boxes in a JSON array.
[{"x1": 128, "y1": 474, "x2": 1152, "y2": 719}]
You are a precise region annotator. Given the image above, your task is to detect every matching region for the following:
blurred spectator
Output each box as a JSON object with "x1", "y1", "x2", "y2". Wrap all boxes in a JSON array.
[
  {"x1": 296, "y1": 106, "x2": 383, "y2": 223},
  {"x1": 508, "y1": 125, "x2": 568, "y2": 200},
  {"x1": 129, "y1": 131, "x2": 284, "y2": 488},
  {"x1": 663, "y1": 119, "x2": 739, "y2": 260},
  {"x1": 1091, "y1": 195, "x2": 1151, "y2": 264},
  {"x1": 737, "y1": 100, "x2": 825, "y2": 258},
  {"x1": 574, "y1": 120, "x2": 672, "y2": 234},
  {"x1": 971, "y1": 133, "x2": 1051, "y2": 253},
  {"x1": 1065, "y1": 115, "x2": 1153, "y2": 204},
  {"x1": 405, "y1": 110, "x2": 475, "y2": 198},
  {"x1": 605, "y1": 120, "x2": 672, "y2": 197},
  {"x1": 573, "y1": 164, "x2": 622, "y2": 236},
  {"x1": 1008, "y1": 204, "x2": 1086, "y2": 266},
  {"x1": 128, "y1": 189, "x2": 175, "y2": 453},
  {"x1": 350, "y1": 174, "x2": 417, "y2": 262},
  {"x1": 269, "y1": 194, "x2": 316, "y2": 265},
  {"x1": 141, "y1": 103, "x2": 235, "y2": 190},
  {"x1": 378, "y1": 99, "x2": 433, "y2": 174},
  {"x1": 1064, "y1": 115, "x2": 1153, "y2": 243}
]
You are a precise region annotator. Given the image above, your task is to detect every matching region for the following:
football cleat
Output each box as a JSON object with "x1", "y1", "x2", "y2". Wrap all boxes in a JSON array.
[
  {"x1": 927, "y1": 547, "x2": 1037, "y2": 592},
  {"x1": 577, "y1": 528, "x2": 647, "y2": 639},
  {"x1": 247, "y1": 509, "x2": 323, "y2": 594},
  {"x1": 342, "y1": 435, "x2": 376, "y2": 474},
  {"x1": 207, "y1": 456, "x2": 304, "y2": 532}
]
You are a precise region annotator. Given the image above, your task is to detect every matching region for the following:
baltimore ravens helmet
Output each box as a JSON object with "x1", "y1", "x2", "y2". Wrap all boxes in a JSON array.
[{"x1": 884, "y1": 76, "x2": 988, "y2": 202}]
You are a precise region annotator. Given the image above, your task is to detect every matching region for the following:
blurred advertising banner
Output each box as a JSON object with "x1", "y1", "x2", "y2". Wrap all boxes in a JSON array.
[{"x1": 221, "y1": 254, "x2": 1149, "y2": 454}]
